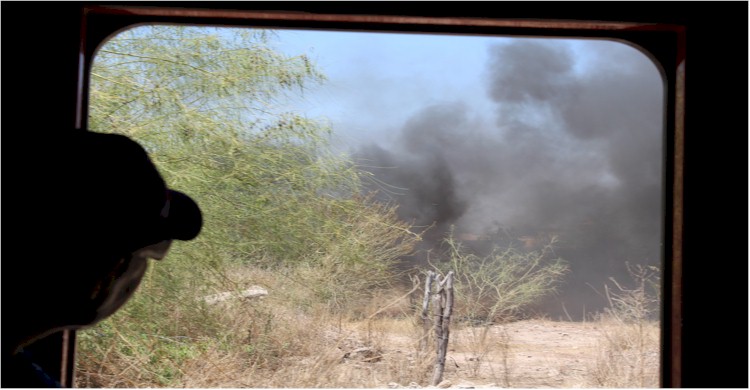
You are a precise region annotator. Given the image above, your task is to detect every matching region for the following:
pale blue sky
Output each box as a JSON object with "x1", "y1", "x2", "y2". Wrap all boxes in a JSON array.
[
  {"x1": 274, "y1": 29, "x2": 515, "y2": 148},
  {"x1": 270, "y1": 29, "x2": 642, "y2": 152}
]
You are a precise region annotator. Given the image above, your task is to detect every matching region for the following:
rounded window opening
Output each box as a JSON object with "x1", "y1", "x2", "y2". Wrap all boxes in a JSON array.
[{"x1": 80, "y1": 25, "x2": 665, "y2": 388}]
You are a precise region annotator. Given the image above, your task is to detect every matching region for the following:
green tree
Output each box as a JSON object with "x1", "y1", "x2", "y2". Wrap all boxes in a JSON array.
[
  {"x1": 90, "y1": 26, "x2": 337, "y2": 266},
  {"x1": 77, "y1": 26, "x2": 419, "y2": 386}
]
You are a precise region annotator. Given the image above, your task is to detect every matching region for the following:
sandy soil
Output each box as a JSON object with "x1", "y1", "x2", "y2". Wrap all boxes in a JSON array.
[
  {"x1": 364, "y1": 319, "x2": 660, "y2": 388},
  {"x1": 445, "y1": 319, "x2": 603, "y2": 388}
]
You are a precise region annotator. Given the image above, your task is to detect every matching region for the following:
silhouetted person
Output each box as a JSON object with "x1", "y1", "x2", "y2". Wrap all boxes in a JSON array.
[{"x1": 2, "y1": 130, "x2": 203, "y2": 387}]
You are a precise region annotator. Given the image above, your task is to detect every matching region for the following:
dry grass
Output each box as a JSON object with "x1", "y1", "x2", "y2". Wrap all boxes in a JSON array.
[
  {"x1": 76, "y1": 265, "x2": 661, "y2": 388},
  {"x1": 450, "y1": 324, "x2": 514, "y2": 387},
  {"x1": 176, "y1": 308, "x2": 433, "y2": 388},
  {"x1": 77, "y1": 301, "x2": 660, "y2": 387},
  {"x1": 584, "y1": 316, "x2": 660, "y2": 387}
]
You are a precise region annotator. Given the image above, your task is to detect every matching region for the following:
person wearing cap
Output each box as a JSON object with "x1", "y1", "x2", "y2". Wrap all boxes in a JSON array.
[{"x1": 2, "y1": 130, "x2": 203, "y2": 387}]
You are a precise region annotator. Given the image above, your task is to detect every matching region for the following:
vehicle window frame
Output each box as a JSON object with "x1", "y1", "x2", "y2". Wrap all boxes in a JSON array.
[{"x1": 70, "y1": 6, "x2": 685, "y2": 388}]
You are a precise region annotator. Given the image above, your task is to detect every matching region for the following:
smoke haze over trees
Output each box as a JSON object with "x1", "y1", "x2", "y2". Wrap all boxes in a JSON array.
[{"x1": 353, "y1": 39, "x2": 664, "y2": 318}]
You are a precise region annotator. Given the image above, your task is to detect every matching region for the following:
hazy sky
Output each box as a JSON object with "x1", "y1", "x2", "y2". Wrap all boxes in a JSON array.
[
  {"x1": 273, "y1": 29, "x2": 627, "y2": 149},
  {"x1": 276, "y1": 29, "x2": 508, "y2": 147},
  {"x1": 272, "y1": 28, "x2": 665, "y2": 317}
]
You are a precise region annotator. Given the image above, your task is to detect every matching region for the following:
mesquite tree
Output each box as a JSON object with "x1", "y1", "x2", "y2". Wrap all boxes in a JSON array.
[{"x1": 78, "y1": 25, "x2": 419, "y2": 386}]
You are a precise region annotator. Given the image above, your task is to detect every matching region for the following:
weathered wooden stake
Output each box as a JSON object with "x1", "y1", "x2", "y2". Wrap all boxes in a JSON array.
[
  {"x1": 430, "y1": 271, "x2": 454, "y2": 386},
  {"x1": 421, "y1": 271, "x2": 435, "y2": 352}
]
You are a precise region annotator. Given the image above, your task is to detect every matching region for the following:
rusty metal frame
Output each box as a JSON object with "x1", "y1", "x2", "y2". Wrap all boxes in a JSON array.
[{"x1": 74, "y1": 5, "x2": 685, "y2": 387}]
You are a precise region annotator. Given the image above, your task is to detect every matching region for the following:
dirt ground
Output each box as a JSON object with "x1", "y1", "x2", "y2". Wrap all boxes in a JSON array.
[
  {"x1": 446, "y1": 320, "x2": 603, "y2": 388},
  {"x1": 367, "y1": 319, "x2": 660, "y2": 388}
]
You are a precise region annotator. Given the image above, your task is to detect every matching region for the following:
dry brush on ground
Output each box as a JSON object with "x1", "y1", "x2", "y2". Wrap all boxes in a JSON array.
[{"x1": 76, "y1": 275, "x2": 660, "y2": 388}]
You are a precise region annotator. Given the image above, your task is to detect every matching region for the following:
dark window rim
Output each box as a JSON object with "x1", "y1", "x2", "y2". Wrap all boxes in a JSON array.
[{"x1": 77, "y1": 6, "x2": 685, "y2": 388}]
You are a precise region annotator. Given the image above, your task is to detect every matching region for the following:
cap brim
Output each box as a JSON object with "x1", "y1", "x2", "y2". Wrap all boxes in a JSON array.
[{"x1": 165, "y1": 190, "x2": 203, "y2": 241}]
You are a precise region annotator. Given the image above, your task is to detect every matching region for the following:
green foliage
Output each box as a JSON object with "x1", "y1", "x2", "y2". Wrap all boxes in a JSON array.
[
  {"x1": 77, "y1": 25, "x2": 419, "y2": 387},
  {"x1": 90, "y1": 26, "x2": 344, "y2": 269},
  {"x1": 433, "y1": 229, "x2": 569, "y2": 324}
]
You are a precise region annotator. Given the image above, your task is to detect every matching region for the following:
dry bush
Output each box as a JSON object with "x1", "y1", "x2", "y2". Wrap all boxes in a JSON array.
[
  {"x1": 76, "y1": 267, "x2": 436, "y2": 388},
  {"x1": 185, "y1": 293, "x2": 434, "y2": 388},
  {"x1": 436, "y1": 232, "x2": 569, "y2": 325},
  {"x1": 586, "y1": 316, "x2": 660, "y2": 387},
  {"x1": 585, "y1": 263, "x2": 661, "y2": 387},
  {"x1": 76, "y1": 246, "x2": 660, "y2": 389}
]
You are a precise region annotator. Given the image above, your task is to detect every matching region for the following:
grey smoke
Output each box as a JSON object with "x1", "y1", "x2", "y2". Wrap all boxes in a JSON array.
[{"x1": 354, "y1": 39, "x2": 664, "y2": 318}]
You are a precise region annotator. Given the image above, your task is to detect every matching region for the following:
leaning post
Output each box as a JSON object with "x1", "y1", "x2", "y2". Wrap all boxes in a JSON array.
[
  {"x1": 431, "y1": 271, "x2": 455, "y2": 386},
  {"x1": 421, "y1": 271, "x2": 435, "y2": 352}
]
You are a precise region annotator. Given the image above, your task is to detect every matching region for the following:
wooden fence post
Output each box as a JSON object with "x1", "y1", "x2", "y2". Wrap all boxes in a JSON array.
[
  {"x1": 421, "y1": 271, "x2": 435, "y2": 352},
  {"x1": 430, "y1": 271, "x2": 454, "y2": 386}
]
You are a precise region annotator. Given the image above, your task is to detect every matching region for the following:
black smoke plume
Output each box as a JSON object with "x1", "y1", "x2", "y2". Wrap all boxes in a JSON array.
[{"x1": 354, "y1": 40, "x2": 664, "y2": 319}]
